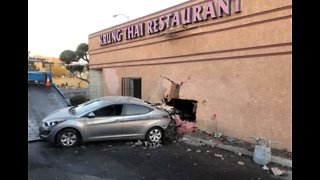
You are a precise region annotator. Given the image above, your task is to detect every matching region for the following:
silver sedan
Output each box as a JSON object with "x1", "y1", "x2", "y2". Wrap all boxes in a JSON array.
[{"x1": 39, "y1": 96, "x2": 173, "y2": 147}]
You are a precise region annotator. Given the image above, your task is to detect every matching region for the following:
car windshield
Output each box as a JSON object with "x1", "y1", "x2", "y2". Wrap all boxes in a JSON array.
[{"x1": 70, "y1": 99, "x2": 102, "y2": 115}]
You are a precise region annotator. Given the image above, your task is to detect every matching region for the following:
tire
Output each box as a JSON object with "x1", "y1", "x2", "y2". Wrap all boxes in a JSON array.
[
  {"x1": 145, "y1": 127, "x2": 164, "y2": 143},
  {"x1": 56, "y1": 128, "x2": 80, "y2": 148}
]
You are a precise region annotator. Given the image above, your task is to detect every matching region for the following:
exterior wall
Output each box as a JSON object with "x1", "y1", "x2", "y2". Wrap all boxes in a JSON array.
[
  {"x1": 31, "y1": 55, "x2": 65, "y2": 71},
  {"x1": 88, "y1": 0, "x2": 292, "y2": 151},
  {"x1": 89, "y1": 69, "x2": 103, "y2": 99}
]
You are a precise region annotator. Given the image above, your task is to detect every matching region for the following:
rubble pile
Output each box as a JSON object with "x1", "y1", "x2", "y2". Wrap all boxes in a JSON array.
[
  {"x1": 127, "y1": 140, "x2": 163, "y2": 149},
  {"x1": 174, "y1": 114, "x2": 196, "y2": 134}
]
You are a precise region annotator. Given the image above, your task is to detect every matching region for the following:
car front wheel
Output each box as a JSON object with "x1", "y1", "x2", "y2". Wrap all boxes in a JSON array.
[
  {"x1": 146, "y1": 127, "x2": 163, "y2": 143},
  {"x1": 56, "y1": 128, "x2": 80, "y2": 148}
]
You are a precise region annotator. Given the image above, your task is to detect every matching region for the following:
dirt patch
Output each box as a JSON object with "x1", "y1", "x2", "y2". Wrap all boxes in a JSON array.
[{"x1": 53, "y1": 77, "x2": 89, "y2": 88}]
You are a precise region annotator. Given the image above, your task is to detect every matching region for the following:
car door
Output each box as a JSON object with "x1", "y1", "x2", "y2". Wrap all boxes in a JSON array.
[
  {"x1": 84, "y1": 104, "x2": 123, "y2": 141},
  {"x1": 121, "y1": 104, "x2": 154, "y2": 138}
]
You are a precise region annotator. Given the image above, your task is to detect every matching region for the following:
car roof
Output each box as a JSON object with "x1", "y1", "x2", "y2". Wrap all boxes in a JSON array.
[{"x1": 97, "y1": 96, "x2": 150, "y2": 106}]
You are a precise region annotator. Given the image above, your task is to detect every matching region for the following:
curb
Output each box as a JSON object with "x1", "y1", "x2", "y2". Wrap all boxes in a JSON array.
[{"x1": 184, "y1": 136, "x2": 292, "y2": 168}]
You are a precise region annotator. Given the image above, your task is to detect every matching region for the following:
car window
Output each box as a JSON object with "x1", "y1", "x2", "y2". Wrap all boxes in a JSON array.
[
  {"x1": 74, "y1": 100, "x2": 102, "y2": 115},
  {"x1": 93, "y1": 104, "x2": 123, "y2": 117},
  {"x1": 124, "y1": 104, "x2": 153, "y2": 116}
]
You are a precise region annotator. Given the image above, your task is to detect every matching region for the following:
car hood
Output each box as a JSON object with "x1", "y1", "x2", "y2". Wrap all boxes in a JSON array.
[{"x1": 42, "y1": 107, "x2": 75, "y2": 122}]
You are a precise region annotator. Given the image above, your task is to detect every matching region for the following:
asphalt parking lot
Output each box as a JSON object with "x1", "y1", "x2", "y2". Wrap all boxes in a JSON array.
[{"x1": 28, "y1": 138, "x2": 290, "y2": 180}]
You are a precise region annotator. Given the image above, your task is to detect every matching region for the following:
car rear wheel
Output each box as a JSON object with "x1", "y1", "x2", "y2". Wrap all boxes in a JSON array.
[
  {"x1": 56, "y1": 129, "x2": 80, "y2": 148},
  {"x1": 146, "y1": 127, "x2": 163, "y2": 143}
]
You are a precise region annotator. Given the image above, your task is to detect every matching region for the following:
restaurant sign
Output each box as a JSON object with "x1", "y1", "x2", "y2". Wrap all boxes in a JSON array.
[{"x1": 99, "y1": 0, "x2": 241, "y2": 46}]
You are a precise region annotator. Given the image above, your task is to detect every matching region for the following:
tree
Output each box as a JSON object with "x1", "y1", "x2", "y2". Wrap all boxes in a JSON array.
[
  {"x1": 75, "y1": 43, "x2": 89, "y2": 62},
  {"x1": 59, "y1": 43, "x2": 89, "y2": 83},
  {"x1": 59, "y1": 50, "x2": 77, "y2": 64}
]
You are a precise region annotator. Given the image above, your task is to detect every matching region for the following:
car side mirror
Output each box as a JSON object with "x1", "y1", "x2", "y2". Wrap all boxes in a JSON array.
[{"x1": 87, "y1": 112, "x2": 95, "y2": 118}]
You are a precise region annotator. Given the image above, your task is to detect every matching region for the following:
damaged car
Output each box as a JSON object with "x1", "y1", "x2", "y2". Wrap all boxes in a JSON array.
[{"x1": 39, "y1": 96, "x2": 173, "y2": 148}]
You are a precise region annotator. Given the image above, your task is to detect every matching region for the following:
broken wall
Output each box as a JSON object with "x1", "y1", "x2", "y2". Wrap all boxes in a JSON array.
[{"x1": 99, "y1": 54, "x2": 291, "y2": 151}]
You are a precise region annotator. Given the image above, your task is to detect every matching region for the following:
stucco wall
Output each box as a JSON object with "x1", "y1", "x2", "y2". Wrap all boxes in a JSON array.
[
  {"x1": 89, "y1": 0, "x2": 292, "y2": 151},
  {"x1": 100, "y1": 53, "x2": 291, "y2": 151}
]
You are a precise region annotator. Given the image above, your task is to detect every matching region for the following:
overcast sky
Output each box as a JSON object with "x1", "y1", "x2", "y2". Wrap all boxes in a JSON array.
[{"x1": 28, "y1": 0, "x2": 187, "y2": 58}]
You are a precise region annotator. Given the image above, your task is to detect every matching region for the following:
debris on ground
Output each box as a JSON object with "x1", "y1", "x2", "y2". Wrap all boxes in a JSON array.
[
  {"x1": 214, "y1": 153, "x2": 224, "y2": 160},
  {"x1": 179, "y1": 135, "x2": 207, "y2": 146},
  {"x1": 214, "y1": 154, "x2": 223, "y2": 158},
  {"x1": 146, "y1": 142, "x2": 162, "y2": 148},
  {"x1": 238, "y1": 161, "x2": 245, "y2": 166},
  {"x1": 214, "y1": 131, "x2": 223, "y2": 138},
  {"x1": 196, "y1": 149, "x2": 201, "y2": 153},
  {"x1": 199, "y1": 140, "x2": 206, "y2": 146},
  {"x1": 75, "y1": 150, "x2": 78, "y2": 154},
  {"x1": 154, "y1": 142, "x2": 162, "y2": 148},
  {"x1": 250, "y1": 137, "x2": 272, "y2": 165},
  {"x1": 271, "y1": 167, "x2": 283, "y2": 176},
  {"x1": 226, "y1": 136, "x2": 235, "y2": 144},
  {"x1": 144, "y1": 141, "x2": 149, "y2": 146},
  {"x1": 191, "y1": 129, "x2": 292, "y2": 160},
  {"x1": 134, "y1": 140, "x2": 143, "y2": 146},
  {"x1": 81, "y1": 146, "x2": 86, "y2": 149},
  {"x1": 262, "y1": 165, "x2": 269, "y2": 171},
  {"x1": 126, "y1": 142, "x2": 134, "y2": 146},
  {"x1": 108, "y1": 145, "x2": 112, "y2": 148},
  {"x1": 186, "y1": 148, "x2": 192, "y2": 152},
  {"x1": 238, "y1": 153, "x2": 242, "y2": 156}
]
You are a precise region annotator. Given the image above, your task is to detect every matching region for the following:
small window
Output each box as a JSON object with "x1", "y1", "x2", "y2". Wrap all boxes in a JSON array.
[
  {"x1": 93, "y1": 105, "x2": 123, "y2": 117},
  {"x1": 122, "y1": 77, "x2": 141, "y2": 99},
  {"x1": 125, "y1": 104, "x2": 153, "y2": 116}
]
